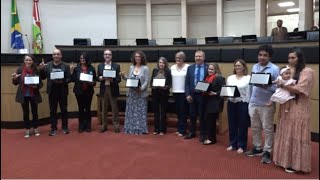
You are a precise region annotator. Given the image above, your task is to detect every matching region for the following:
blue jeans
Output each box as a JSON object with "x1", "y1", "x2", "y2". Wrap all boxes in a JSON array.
[{"x1": 227, "y1": 101, "x2": 250, "y2": 150}]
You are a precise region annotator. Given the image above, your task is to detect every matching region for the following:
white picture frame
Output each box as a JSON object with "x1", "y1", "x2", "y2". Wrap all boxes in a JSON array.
[
  {"x1": 80, "y1": 73, "x2": 93, "y2": 82},
  {"x1": 220, "y1": 86, "x2": 240, "y2": 97},
  {"x1": 249, "y1": 73, "x2": 271, "y2": 85},
  {"x1": 24, "y1": 76, "x2": 39, "y2": 85},
  {"x1": 50, "y1": 71, "x2": 64, "y2": 80},
  {"x1": 152, "y1": 78, "x2": 166, "y2": 87},
  {"x1": 103, "y1": 70, "x2": 116, "y2": 78},
  {"x1": 126, "y1": 79, "x2": 139, "y2": 87},
  {"x1": 195, "y1": 81, "x2": 210, "y2": 92}
]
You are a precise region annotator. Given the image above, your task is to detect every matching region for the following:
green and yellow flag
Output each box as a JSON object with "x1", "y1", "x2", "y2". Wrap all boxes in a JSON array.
[
  {"x1": 32, "y1": 0, "x2": 43, "y2": 54},
  {"x1": 11, "y1": 0, "x2": 25, "y2": 49}
]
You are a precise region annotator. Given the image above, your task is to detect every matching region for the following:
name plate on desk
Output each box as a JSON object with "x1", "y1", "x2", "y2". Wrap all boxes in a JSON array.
[
  {"x1": 152, "y1": 79, "x2": 166, "y2": 87},
  {"x1": 50, "y1": 71, "x2": 64, "y2": 80},
  {"x1": 195, "y1": 81, "x2": 210, "y2": 92},
  {"x1": 80, "y1": 73, "x2": 93, "y2": 82},
  {"x1": 249, "y1": 73, "x2": 271, "y2": 85},
  {"x1": 24, "y1": 76, "x2": 39, "y2": 85},
  {"x1": 220, "y1": 86, "x2": 240, "y2": 97},
  {"x1": 103, "y1": 70, "x2": 116, "y2": 78},
  {"x1": 126, "y1": 79, "x2": 139, "y2": 88}
]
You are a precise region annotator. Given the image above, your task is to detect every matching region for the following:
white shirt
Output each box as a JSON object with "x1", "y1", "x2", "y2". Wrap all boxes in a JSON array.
[
  {"x1": 226, "y1": 74, "x2": 251, "y2": 103},
  {"x1": 170, "y1": 64, "x2": 189, "y2": 93}
]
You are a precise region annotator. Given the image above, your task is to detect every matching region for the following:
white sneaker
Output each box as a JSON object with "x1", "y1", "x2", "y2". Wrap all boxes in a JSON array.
[
  {"x1": 34, "y1": 128, "x2": 40, "y2": 136},
  {"x1": 226, "y1": 146, "x2": 233, "y2": 151},
  {"x1": 237, "y1": 148, "x2": 244, "y2": 154},
  {"x1": 24, "y1": 129, "x2": 30, "y2": 138}
]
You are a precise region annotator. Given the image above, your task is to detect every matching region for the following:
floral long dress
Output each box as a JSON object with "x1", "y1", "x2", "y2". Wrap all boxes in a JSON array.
[{"x1": 273, "y1": 67, "x2": 314, "y2": 173}]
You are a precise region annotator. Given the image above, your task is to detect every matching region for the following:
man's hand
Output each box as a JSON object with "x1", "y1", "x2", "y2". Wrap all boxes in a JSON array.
[{"x1": 186, "y1": 95, "x2": 193, "y2": 103}]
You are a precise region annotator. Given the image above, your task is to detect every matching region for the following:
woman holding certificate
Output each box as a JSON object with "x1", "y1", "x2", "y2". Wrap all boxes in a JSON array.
[
  {"x1": 150, "y1": 57, "x2": 172, "y2": 135},
  {"x1": 70, "y1": 52, "x2": 97, "y2": 133},
  {"x1": 226, "y1": 59, "x2": 251, "y2": 154},
  {"x1": 120, "y1": 51, "x2": 150, "y2": 135},
  {"x1": 202, "y1": 63, "x2": 225, "y2": 145},
  {"x1": 12, "y1": 54, "x2": 43, "y2": 138}
]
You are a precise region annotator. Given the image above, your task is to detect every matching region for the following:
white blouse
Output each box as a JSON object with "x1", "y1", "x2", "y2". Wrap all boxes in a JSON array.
[
  {"x1": 226, "y1": 74, "x2": 251, "y2": 103},
  {"x1": 170, "y1": 64, "x2": 189, "y2": 93}
]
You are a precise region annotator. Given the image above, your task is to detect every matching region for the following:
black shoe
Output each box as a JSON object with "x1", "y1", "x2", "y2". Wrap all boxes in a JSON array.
[
  {"x1": 199, "y1": 137, "x2": 205, "y2": 142},
  {"x1": 114, "y1": 128, "x2": 120, "y2": 133},
  {"x1": 85, "y1": 129, "x2": 91, "y2": 133},
  {"x1": 261, "y1": 151, "x2": 271, "y2": 164},
  {"x1": 99, "y1": 127, "x2": 107, "y2": 133},
  {"x1": 78, "y1": 129, "x2": 84, "y2": 133},
  {"x1": 184, "y1": 133, "x2": 195, "y2": 139},
  {"x1": 49, "y1": 130, "x2": 57, "y2": 136},
  {"x1": 63, "y1": 128, "x2": 69, "y2": 134}
]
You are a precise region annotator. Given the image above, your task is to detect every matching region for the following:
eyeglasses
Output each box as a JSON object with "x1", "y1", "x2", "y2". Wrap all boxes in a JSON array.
[
  {"x1": 208, "y1": 68, "x2": 215, "y2": 70},
  {"x1": 104, "y1": 54, "x2": 112, "y2": 55}
]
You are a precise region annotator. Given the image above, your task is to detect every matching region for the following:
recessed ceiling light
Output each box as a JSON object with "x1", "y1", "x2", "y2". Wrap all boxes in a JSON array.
[
  {"x1": 287, "y1": 8, "x2": 300, "y2": 12},
  {"x1": 278, "y1": 1, "x2": 295, "y2": 7}
]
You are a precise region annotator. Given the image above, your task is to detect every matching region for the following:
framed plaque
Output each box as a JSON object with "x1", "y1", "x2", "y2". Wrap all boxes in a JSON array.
[
  {"x1": 220, "y1": 85, "x2": 240, "y2": 97},
  {"x1": 249, "y1": 73, "x2": 272, "y2": 85},
  {"x1": 50, "y1": 71, "x2": 64, "y2": 80},
  {"x1": 80, "y1": 73, "x2": 93, "y2": 82},
  {"x1": 126, "y1": 79, "x2": 139, "y2": 87},
  {"x1": 103, "y1": 69, "x2": 116, "y2": 78},
  {"x1": 195, "y1": 81, "x2": 210, "y2": 92},
  {"x1": 24, "y1": 76, "x2": 39, "y2": 85},
  {"x1": 152, "y1": 78, "x2": 166, "y2": 87}
]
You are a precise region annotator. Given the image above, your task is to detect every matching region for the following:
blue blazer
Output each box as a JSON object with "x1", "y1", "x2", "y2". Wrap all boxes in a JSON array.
[{"x1": 185, "y1": 63, "x2": 209, "y2": 97}]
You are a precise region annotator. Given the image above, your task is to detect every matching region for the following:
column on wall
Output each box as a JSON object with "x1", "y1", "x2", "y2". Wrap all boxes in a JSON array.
[
  {"x1": 299, "y1": 0, "x2": 313, "y2": 31},
  {"x1": 255, "y1": 0, "x2": 267, "y2": 37},
  {"x1": 216, "y1": 0, "x2": 224, "y2": 37},
  {"x1": 181, "y1": 0, "x2": 188, "y2": 38},
  {"x1": 146, "y1": 0, "x2": 152, "y2": 39}
]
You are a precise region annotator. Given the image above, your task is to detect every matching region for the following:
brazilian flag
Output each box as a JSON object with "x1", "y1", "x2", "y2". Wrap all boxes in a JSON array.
[{"x1": 11, "y1": 0, "x2": 25, "y2": 49}]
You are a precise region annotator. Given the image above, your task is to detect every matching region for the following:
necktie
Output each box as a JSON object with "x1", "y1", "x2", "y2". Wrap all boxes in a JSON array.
[{"x1": 195, "y1": 65, "x2": 201, "y2": 86}]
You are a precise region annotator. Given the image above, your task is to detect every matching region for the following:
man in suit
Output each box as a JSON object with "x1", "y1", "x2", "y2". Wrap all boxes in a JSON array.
[
  {"x1": 184, "y1": 50, "x2": 208, "y2": 142},
  {"x1": 39, "y1": 48, "x2": 71, "y2": 136},
  {"x1": 271, "y1": 19, "x2": 288, "y2": 42},
  {"x1": 97, "y1": 49, "x2": 121, "y2": 133}
]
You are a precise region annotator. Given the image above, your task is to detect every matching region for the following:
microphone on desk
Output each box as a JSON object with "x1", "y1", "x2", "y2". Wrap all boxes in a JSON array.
[{"x1": 25, "y1": 34, "x2": 31, "y2": 54}]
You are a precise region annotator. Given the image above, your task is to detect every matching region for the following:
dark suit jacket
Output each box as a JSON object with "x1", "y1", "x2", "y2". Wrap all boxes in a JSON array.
[
  {"x1": 40, "y1": 61, "x2": 71, "y2": 95},
  {"x1": 97, "y1": 62, "x2": 121, "y2": 97},
  {"x1": 271, "y1": 27, "x2": 288, "y2": 41},
  {"x1": 12, "y1": 66, "x2": 43, "y2": 104},
  {"x1": 185, "y1": 63, "x2": 209, "y2": 97},
  {"x1": 70, "y1": 64, "x2": 97, "y2": 95},
  {"x1": 204, "y1": 75, "x2": 226, "y2": 114},
  {"x1": 150, "y1": 68, "x2": 172, "y2": 96}
]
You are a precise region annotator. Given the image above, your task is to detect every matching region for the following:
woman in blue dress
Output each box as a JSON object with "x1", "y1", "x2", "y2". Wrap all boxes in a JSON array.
[{"x1": 120, "y1": 51, "x2": 150, "y2": 135}]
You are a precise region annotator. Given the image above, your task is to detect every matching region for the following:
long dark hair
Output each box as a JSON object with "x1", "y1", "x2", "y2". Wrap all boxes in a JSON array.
[
  {"x1": 289, "y1": 48, "x2": 306, "y2": 103},
  {"x1": 23, "y1": 54, "x2": 38, "y2": 72},
  {"x1": 79, "y1": 52, "x2": 91, "y2": 66},
  {"x1": 131, "y1": 51, "x2": 147, "y2": 65},
  {"x1": 290, "y1": 48, "x2": 306, "y2": 83}
]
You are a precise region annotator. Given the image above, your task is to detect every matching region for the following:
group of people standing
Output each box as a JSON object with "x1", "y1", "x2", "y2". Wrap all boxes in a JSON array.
[{"x1": 12, "y1": 44, "x2": 314, "y2": 174}]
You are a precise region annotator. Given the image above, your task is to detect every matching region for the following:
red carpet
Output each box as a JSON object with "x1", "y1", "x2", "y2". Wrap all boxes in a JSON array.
[{"x1": 1, "y1": 118, "x2": 319, "y2": 179}]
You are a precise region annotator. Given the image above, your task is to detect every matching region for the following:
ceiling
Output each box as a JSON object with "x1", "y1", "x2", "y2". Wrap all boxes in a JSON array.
[{"x1": 117, "y1": 0, "x2": 319, "y2": 15}]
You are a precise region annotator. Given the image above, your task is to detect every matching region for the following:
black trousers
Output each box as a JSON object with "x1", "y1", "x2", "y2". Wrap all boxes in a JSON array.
[
  {"x1": 204, "y1": 113, "x2": 218, "y2": 142},
  {"x1": 152, "y1": 95, "x2": 168, "y2": 133},
  {"x1": 21, "y1": 97, "x2": 39, "y2": 129},
  {"x1": 188, "y1": 94, "x2": 205, "y2": 137},
  {"x1": 48, "y1": 90, "x2": 68, "y2": 130},
  {"x1": 75, "y1": 93, "x2": 93, "y2": 131}
]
